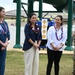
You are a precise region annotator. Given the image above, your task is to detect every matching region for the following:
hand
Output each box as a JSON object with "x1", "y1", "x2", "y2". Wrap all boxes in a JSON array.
[
  {"x1": 33, "y1": 43, "x2": 39, "y2": 48},
  {"x1": 0, "y1": 40, "x2": 1, "y2": 44},
  {"x1": 53, "y1": 46, "x2": 59, "y2": 51},
  {"x1": 58, "y1": 46, "x2": 62, "y2": 49},
  {"x1": 58, "y1": 43, "x2": 64, "y2": 49},
  {"x1": 50, "y1": 43, "x2": 59, "y2": 51},
  {"x1": 73, "y1": 31, "x2": 75, "y2": 36},
  {"x1": 2, "y1": 42, "x2": 9, "y2": 48},
  {"x1": 1, "y1": 47, "x2": 5, "y2": 50},
  {"x1": 0, "y1": 41, "x2": 9, "y2": 47}
]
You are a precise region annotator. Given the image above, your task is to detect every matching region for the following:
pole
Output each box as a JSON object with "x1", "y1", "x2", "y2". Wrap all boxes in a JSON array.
[
  {"x1": 13, "y1": 0, "x2": 22, "y2": 48},
  {"x1": 39, "y1": 0, "x2": 43, "y2": 19},
  {"x1": 28, "y1": 0, "x2": 33, "y2": 16},
  {"x1": 65, "y1": 0, "x2": 73, "y2": 50}
]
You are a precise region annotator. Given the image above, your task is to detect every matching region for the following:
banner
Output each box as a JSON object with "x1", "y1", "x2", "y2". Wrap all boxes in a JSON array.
[{"x1": 41, "y1": 19, "x2": 48, "y2": 40}]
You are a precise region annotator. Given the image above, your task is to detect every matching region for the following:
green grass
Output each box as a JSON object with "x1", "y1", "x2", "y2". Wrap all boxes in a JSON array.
[{"x1": 5, "y1": 51, "x2": 73, "y2": 75}]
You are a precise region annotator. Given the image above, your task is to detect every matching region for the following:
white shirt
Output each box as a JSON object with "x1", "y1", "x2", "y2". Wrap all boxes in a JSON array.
[{"x1": 46, "y1": 26, "x2": 67, "y2": 51}]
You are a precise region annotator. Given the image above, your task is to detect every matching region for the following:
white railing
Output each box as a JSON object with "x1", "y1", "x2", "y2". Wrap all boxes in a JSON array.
[
  {"x1": 8, "y1": 25, "x2": 75, "y2": 48},
  {"x1": 8, "y1": 26, "x2": 25, "y2": 48}
]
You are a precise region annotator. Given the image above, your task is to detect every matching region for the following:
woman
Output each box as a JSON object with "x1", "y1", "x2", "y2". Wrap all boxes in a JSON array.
[
  {"x1": 46, "y1": 15, "x2": 67, "y2": 75},
  {"x1": 0, "y1": 7, "x2": 10, "y2": 75},
  {"x1": 23, "y1": 13, "x2": 42, "y2": 75}
]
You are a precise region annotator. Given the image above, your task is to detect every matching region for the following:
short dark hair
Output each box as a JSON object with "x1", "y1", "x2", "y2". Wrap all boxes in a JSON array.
[{"x1": 0, "y1": 6, "x2": 5, "y2": 12}]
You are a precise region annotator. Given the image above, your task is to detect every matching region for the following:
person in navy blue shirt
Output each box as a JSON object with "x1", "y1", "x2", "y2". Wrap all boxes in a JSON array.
[
  {"x1": 23, "y1": 13, "x2": 42, "y2": 75},
  {"x1": 0, "y1": 7, "x2": 10, "y2": 75}
]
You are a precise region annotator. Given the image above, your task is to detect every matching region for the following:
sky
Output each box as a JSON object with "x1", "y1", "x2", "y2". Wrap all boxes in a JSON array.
[{"x1": 0, "y1": 0, "x2": 56, "y2": 11}]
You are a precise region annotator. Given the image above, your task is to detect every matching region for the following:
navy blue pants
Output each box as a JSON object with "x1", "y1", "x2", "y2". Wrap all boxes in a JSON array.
[
  {"x1": 0, "y1": 49, "x2": 6, "y2": 75},
  {"x1": 46, "y1": 48, "x2": 62, "y2": 75}
]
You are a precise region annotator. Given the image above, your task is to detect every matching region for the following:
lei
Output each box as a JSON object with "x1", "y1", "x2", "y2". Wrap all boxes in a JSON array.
[
  {"x1": 0, "y1": 21, "x2": 7, "y2": 34},
  {"x1": 54, "y1": 25, "x2": 63, "y2": 41},
  {"x1": 29, "y1": 23, "x2": 40, "y2": 33}
]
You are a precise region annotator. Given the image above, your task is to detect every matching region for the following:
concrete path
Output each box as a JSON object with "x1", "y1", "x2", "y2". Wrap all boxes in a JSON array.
[{"x1": 7, "y1": 48, "x2": 74, "y2": 54}]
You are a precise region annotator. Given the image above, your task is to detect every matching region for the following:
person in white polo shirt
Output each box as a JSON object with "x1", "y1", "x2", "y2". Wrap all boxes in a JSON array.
[{"x1": 46, "y1": 15, "x2": 67, "y2": 75}]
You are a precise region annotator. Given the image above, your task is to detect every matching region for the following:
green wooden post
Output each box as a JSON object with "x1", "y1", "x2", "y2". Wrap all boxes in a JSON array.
[
  {"x1": 39, "y1": 0, "x2": 43, "y2": 19},
  {"x1": 28, "y1": 0, "x2": 33, "y2": 16},
  {"x1": 13, "y1": 0, "x2": 22, "y2": 48},
  {"x1": 65, "y1": 0, "x2": 73, "y2": 50}
]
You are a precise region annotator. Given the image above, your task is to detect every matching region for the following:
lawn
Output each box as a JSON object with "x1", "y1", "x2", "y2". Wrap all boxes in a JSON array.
[{"x1": 5, "y1": 50, "x2": 73, "y2": 75}]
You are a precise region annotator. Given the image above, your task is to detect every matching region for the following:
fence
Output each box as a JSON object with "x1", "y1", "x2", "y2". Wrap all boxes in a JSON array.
[{"x1": 8, "y1": 24, "x2": 75, "y2": 48}]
